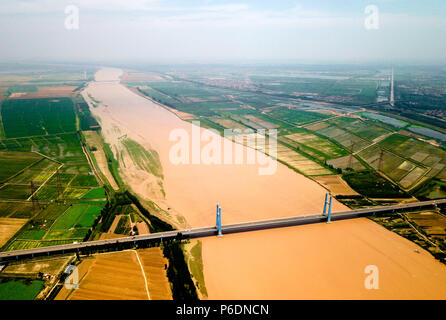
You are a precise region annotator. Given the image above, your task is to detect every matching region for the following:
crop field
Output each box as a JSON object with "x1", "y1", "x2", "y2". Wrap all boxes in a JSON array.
[
  {"x1": 283, "y1": 130, "x2": 348, "y2": 161},
  {"x1": 3, "y1": 202, "x2": 103, "y2": 251},
  {"x1": 327, "y1": 117, "x2": 393, "y2": 141},
  {"x1": 0, "y1": 154, "x2": 60, "y2": 201},
  {"x1": 250, "y1": 76, "x2": 378, "y2": 104},
  {"x1": 323, "y1": 79, "x2": 378, "y2": 104},
  {"x1": 399, "y1": 167, "x2": 428, "y2": 189},
  {"x1": 274, "y1": 143, "x2": 332, "y2": 176},
  {"x1": 0, "y1": 279, "x2": 44, "y2": 300},
  {"x1": 7, "y1": 85, "x2": 38, "y2": 93},
  {"x1": 0, "y1": 218, "x2": 28, "y2": 247},
  {"x1": 137, "y1": 248, "x2": 173, "y2": 300},
  {"x1": 8, "y1": 158, "x2": 59, "y2": 185},
  {"x1": 138, "y1": 87, "x2": 182, "y2": 107},
  {"x1": 265, "y1": 107, "x2": 330, "y2": 125},
  {"x1": 357, "y1": 144, "x2": 428, "y2": 188},
  {"x1": 251, "y1": 76, "x2": 336, "y2": 96},
  {"x1": 209, "y1": 117, "x2": 250, "y2": 131},
  {"x1": 142, "y1": 81, "x2": 239, "y2": 116},
  {"x1": 313, "y1": 175, "x2": 359, "y2": 196},
  {"x1": 140, "y1": 80, "x2": 291, "y2": 117},
  {"x1": 378, "y1": 134, "x2": 446, "y2": 180},
  {"x1": 82, "y1": 187, "x2": 106, "y2": 200},
  {"x1": 57, "y1": 249, "x2": 171, "y2": 300},
  {"x1": 0, "y1": 185, "x2": 32, "y2": 200},
  {"x1": 326, "y1": 155, "x2": 365, "y2": 171},
  {"x1": 313, "y1": 124, "x2": 370, "y2": 152},
  {"x1": 0, "y1": 202, "x2": 33, "y2": 219},
  {"x1": 342, "y1": 170, "x2": 410, "y2": 198},
  {"x1": 1, "y1": 98, "x2": 76, "y2": 138},
  {"x1": 0, "y1": 133, "x2": 100, "y2": 200},
  {"x1": 0, "y1": 151, "x2": 43, "y2": 182},
  {"x1": 242, "y1": 115, "x2": 280, "y2": 129},
  {"x1": 227, "y1": 113, "x2": 284, "y2": 130},
  {"x1": 56, "y1": 248, "x2": 172, "y2": 300},
  {"x1": 406, "y1": 211, "x2": 446, "y2": 240},
  {"x1": 231, "y1": 132, "x2": 332, "y2": 176},
  {"x1": 415, "y1": 179, "x2": 446, "y2": 200},
  {"x1": 8, "y1": 86, "x2": 77, "y2": 99}
]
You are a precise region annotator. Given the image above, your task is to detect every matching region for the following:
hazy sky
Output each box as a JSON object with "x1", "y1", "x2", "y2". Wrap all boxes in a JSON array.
[{"x1": 1, "y1": 0, "x2": 445, "y2": 64}]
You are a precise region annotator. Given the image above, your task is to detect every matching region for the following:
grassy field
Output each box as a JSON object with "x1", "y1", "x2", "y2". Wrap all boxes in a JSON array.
[
  {"x1": 121, "y1": 138, "x2": 163, "y2": 178},
  {"x1": 0, "y1": 278, "x2": 44, "y2": 300},
  {"x1": 184, "y1": 240, "x2": 207, "y2": 298}
]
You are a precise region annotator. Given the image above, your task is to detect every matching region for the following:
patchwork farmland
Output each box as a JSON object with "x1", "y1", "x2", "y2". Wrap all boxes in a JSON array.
[{"x1": 0, "y1": 93, "x2": 106, "y2": 255}]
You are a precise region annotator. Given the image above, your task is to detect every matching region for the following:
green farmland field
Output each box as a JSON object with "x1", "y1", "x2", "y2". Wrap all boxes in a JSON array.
[
  {"x1": 1, "y1": 98, "x2": 76, "y2": 138},
  {"x1": 7, "y1": 85, "x2": 38, "y2": 93},
  {"x1": 0, "y1": 279, "x2": 44, "y2": 300},
  {"x1": 343, "y1": 170, "x2": 410, "y2": 198},
  {"x1": 82, "y1": 187, "x2": 106, "y2": 199},
  {"x1": 2, "y1": 202, "x2": 104, "y2": 251},
  {"x1": 51, "y1": 205, "x2": 89, "y2": 230},
  {"x1": 0, "y1": 151, "x2": 42, "y2": 182},
  {"x1": 0, "y1": 202, "x2": 33, "y2": 218},
  {"x1": 266, "y1": 107, "x2": 330, "y2": 125}
]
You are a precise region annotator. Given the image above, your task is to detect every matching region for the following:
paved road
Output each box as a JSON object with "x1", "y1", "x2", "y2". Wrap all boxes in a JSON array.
[{"x1": 1, "y1": 199, "x2": 445, "y2": 262}]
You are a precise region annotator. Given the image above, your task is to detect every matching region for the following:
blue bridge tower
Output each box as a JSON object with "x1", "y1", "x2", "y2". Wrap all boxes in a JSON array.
[
  {"x1": 216, "y1": 204, "x2": 222, "y2": 237},
  {"x1": 322, "y1": 193, "x2": 333, "y2": 223}
]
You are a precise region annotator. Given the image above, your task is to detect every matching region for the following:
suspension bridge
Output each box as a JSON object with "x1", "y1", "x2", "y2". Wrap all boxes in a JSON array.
[{"x1": 0, "y1": 197, "x2": 445, "y2": 263}]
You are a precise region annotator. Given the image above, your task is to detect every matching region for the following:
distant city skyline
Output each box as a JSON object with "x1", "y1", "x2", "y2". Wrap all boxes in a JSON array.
[{"x1": 0, "y1": 0, "x2": 445, "y2": 64}]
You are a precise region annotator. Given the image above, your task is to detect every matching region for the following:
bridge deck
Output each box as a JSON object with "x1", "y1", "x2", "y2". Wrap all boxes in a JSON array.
[{"x1": 0, "y1": 199, "x2": 445, "y2": 262}]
